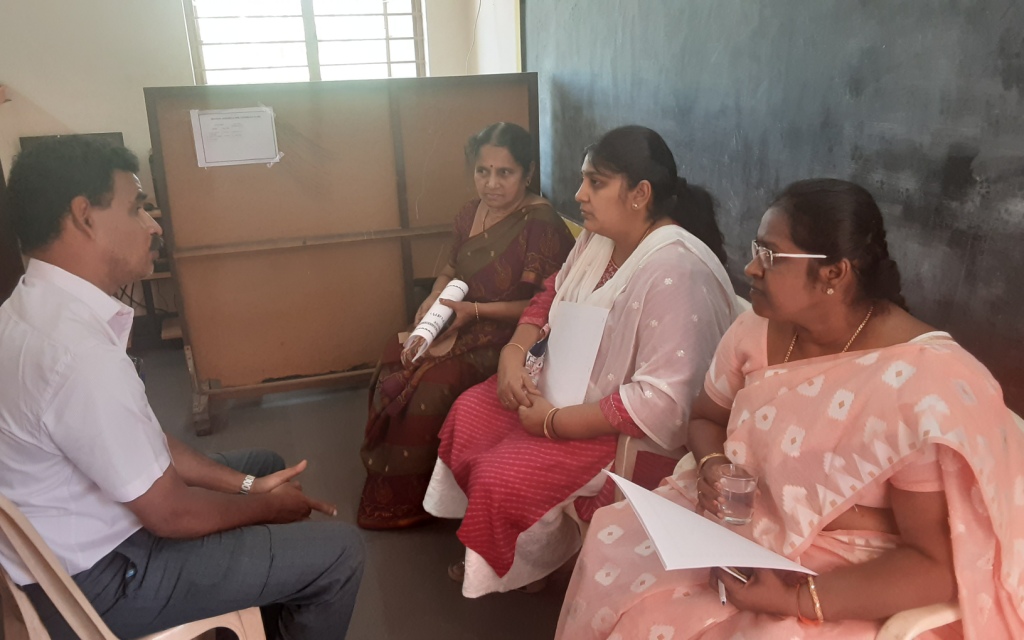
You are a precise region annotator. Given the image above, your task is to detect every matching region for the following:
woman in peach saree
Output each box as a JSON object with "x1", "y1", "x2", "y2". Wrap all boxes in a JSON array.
[{"x1": 557, "y1": 179, "x2": 1024, "y2": 639}]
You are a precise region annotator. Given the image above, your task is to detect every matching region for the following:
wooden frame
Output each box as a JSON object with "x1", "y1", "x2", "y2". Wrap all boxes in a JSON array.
[{"x1": 145, "y1": 73, "x2": 539, "y2": 434}]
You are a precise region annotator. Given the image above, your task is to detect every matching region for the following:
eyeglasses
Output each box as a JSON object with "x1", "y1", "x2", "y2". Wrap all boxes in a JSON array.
[{"x1": 750, "y1": 240, "x2": 827, "y2": 270}]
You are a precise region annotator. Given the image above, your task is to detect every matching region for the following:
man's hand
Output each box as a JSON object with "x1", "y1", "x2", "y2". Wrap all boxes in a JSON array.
[
  {"x1": 252, "y1": 460, "x2": 339, "y2": 521},
  {"x1": 128, "y1": 463, "x2": 337, "y2": 539},
  {"x1": 266, "y1": 481, "x2": 338, "y2": 523},
  {"x1": 250, "y1": 459, "x2": 310, "y2": 495}
]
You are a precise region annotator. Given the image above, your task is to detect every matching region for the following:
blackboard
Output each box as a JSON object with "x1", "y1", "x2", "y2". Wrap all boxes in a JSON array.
[{"x1": 526, "y1": 0, "x2": 1024, "y2": 411}]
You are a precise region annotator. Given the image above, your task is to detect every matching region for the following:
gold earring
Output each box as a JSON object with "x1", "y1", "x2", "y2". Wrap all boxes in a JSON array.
[{"x1": 826, "y1": 287, "x2": 835, "y2": 295}]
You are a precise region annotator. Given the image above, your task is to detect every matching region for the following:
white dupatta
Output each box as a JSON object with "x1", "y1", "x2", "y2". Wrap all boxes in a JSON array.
[
  {"x1": 552, "y1": 225, "x2": 735, "y2": 316},
  {"x1": 547, "y1": 224, "x2": 738, "y2": 449}
]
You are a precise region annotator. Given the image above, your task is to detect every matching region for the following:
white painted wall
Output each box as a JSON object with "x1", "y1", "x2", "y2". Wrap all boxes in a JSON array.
[
  {"x1": 469, "y1": 0, "x2": 521, "y2": 75},
  {"x1": 423, "y1": 0, "x2": 520, "y2": 76},
  {"x1": 0, "y1": 0, "x2": 521, "y2": 190},
  {"x1": 0, "y1": 0, "x2": 195, "y2": 194},
  {"x1": 423, "y1": 0, "x2": 475, "y2": 76}
]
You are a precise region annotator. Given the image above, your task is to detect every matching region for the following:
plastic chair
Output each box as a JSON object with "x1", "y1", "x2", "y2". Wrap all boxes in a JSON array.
[
  {"x1": 612, "y1": 434, "x2": 687, "y2": 503},
  {"x1": 876, "y1": 602, "x2": 962, "y2": 640},
  {"x1": 562, "y1": 217, "x2": 584, "y2": 239},
  {"x1": 0, "y1": 491, "x2": 265, "y2": 640}
]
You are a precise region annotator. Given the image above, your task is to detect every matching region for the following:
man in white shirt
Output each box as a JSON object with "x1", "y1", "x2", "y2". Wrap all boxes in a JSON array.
[{"x1": 0, "y1": 137, "x2": 364, "y2": 639}]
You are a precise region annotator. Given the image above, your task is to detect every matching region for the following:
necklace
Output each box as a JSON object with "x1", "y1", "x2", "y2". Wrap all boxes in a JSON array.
[
  {"x1": 639, "y1": 221, "x2": 657, "y2": 244},
  {"x1": 482, "y1": 195, "x2": 530, "y2": 232},
  {"x1": 611, "y1": 222, "x2": 658, "y2": 269},
  {"x1": 784, "y1": 304, "x2": 874, "y2": 364},
  {"x1": 481, "y1": 207, "x2": 495, "y2": 232}
]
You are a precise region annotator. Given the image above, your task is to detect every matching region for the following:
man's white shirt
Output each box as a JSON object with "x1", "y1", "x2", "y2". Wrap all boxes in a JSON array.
[{"x1": 0, "y1": 259, "x2": 171, "y2": 585}]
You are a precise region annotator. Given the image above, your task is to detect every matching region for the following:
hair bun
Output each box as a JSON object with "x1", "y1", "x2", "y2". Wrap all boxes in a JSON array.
[{"x1": 864, "y1": 257, "x2": 907, "y2": 310}]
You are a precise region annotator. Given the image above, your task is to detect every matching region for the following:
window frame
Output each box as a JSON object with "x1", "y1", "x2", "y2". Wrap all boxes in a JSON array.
[{"x1": 182, "y1": 0, "x2": 427, "y2": 85}]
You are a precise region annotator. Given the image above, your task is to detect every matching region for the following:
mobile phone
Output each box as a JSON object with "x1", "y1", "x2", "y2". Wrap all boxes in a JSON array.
[{"x1": 720, "y1": 566, "x2": 750, "y2": 583}]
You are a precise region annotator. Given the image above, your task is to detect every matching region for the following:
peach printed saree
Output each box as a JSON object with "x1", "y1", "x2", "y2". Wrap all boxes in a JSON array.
[{"x1": 557, "y1": 312, "x2": 1024, "y2": 639}]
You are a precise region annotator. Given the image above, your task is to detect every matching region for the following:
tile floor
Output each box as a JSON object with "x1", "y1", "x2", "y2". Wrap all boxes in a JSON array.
[{"x1": 144, "y1": 347, "x2": 571, "y2": 640}]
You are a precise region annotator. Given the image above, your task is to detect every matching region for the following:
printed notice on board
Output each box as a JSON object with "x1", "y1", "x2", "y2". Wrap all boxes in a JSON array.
[{"x1": 190, "y1": 106, "x2": 282, "y2": 167}]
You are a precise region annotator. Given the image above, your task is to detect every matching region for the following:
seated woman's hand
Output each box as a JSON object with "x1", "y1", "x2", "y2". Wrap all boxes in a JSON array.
[
  {"x1": 400, "y1": 335, "x2": 427, "y2": 368},
  {"x1": 434, "y1": 298, "x2": 475, "y2": 343},
  {"x1": 496, "y1": 357, "x2": 537, "y2": 410},
  {"x1": 709, "y1": 567, "x2": 803, "y2": 616},
  {"x1": 413, "y1": 292, "x2": 441, "y2": 325},
  {"x1": 696, "y1": 458, "x2": 731, "y2": 516},
  {"x1": 517, "y1": 391, "x2": 553, "y2": 436}
]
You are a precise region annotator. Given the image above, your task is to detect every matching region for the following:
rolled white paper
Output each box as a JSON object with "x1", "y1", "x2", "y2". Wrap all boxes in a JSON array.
[{"x1": 404, "y1": 279, "x2": 469, "y2": 361}]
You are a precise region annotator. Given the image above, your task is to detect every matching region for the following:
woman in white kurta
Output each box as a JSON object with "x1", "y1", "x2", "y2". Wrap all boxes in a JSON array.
[{"x1": 423, "y1": 126, "x2": 738, "y2": 596}]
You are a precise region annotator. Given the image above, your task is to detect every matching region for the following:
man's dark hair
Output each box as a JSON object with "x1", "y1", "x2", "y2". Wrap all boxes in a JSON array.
[{"x1": 6, "y1": 137, "x2": 140, "y2": 252}]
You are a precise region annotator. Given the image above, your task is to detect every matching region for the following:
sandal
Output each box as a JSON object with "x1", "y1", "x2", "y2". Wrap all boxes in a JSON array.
[
  {"x1": 515, "y1": 576, "x2": 548, "y2": 594},
  {"x1": 448, "y1": 561, "x2": 465, "y2": 583}
]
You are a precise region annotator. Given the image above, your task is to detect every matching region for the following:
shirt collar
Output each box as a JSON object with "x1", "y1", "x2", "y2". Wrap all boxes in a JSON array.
[{"x1": 24, "y1": 259, "x2": 135, "y2": 346}]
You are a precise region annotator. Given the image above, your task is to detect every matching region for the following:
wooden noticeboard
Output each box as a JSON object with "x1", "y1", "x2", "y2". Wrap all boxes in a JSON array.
[{"x1": 145, "y1": 73, "x2": 538, "y2": 433}]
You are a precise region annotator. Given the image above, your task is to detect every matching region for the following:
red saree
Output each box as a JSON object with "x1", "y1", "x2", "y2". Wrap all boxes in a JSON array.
[{"x1": 357, "y1": 198, "x2": 573, "y2": 529}]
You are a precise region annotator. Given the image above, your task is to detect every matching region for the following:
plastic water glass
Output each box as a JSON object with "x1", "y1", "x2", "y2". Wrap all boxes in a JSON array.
[{"x1": 718, "y1": 464, "x2": 757, "y2": 525}]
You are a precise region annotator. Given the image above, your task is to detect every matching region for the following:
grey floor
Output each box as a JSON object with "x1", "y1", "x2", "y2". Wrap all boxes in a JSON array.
[{"x1": 143, "y1": 347, "x2": 571, "y2": 640}]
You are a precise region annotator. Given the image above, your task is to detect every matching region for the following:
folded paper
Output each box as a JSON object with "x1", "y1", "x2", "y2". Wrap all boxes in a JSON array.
[{"x1": 605, "y1": 471, "x2": 815, "y2": 576}]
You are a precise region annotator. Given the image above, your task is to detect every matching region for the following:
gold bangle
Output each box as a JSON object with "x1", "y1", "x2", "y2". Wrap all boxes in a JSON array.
[
  {"x1": 474, "y1": 302, "x2": 480, "y2": 321},
  {"x1": 697, "y1": 452, "x2": 729, "y2": 474},
  {"x1": 501, "y1": 342, "x2": 526, "y2": 359},
  {"x1": 795, "y1": 582, "x2": 820, "y2": 625},
  {"x1": 807, "y1": 577, "x2": 824, "y2": 623},
  {"x1": 542, "y1": 406, "x2": 559, "y2": 440},
  {"x1": 549, "y1": 408, "x2": 562, "y2": 440}
]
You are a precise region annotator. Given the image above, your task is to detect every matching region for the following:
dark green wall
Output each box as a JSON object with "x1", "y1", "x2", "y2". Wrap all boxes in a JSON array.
[{"x1": 525, "y1": 0, "x2": 1024, "y2": 410}]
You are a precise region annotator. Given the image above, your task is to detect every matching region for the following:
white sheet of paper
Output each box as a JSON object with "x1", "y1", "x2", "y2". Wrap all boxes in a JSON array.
[
  {"x1": 539, "y1": 302, "x2": 609, "y2": 407},
  {"x1": 190, "y1": 107, "x2": 282, "y2": 167},
  {"x1": 605, "y1": 472, "x2": 815, "y2": 575}
]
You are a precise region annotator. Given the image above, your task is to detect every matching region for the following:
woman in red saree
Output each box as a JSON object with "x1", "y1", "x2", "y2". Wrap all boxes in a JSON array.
[
  {"x1": 357, "y1": 123, "x2": 573, "y2": 530},
  {"x1": 556, "y1": 179, "x2": 1024, "y2": 639},
  {"x1": 424, "y1": 126, "x2": 738, "y2": 596}
]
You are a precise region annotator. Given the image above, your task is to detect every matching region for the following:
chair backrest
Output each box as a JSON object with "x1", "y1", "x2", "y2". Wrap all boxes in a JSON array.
[
  {"x1": 0, "y1": 492, "x2": 118, "y2": 639},
  {"x1": 613, "y1": 434, "x2": 689, "y2": 502},
  {"x1": 561, "y1": 216, "x2": 584, "y2": 239}
]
